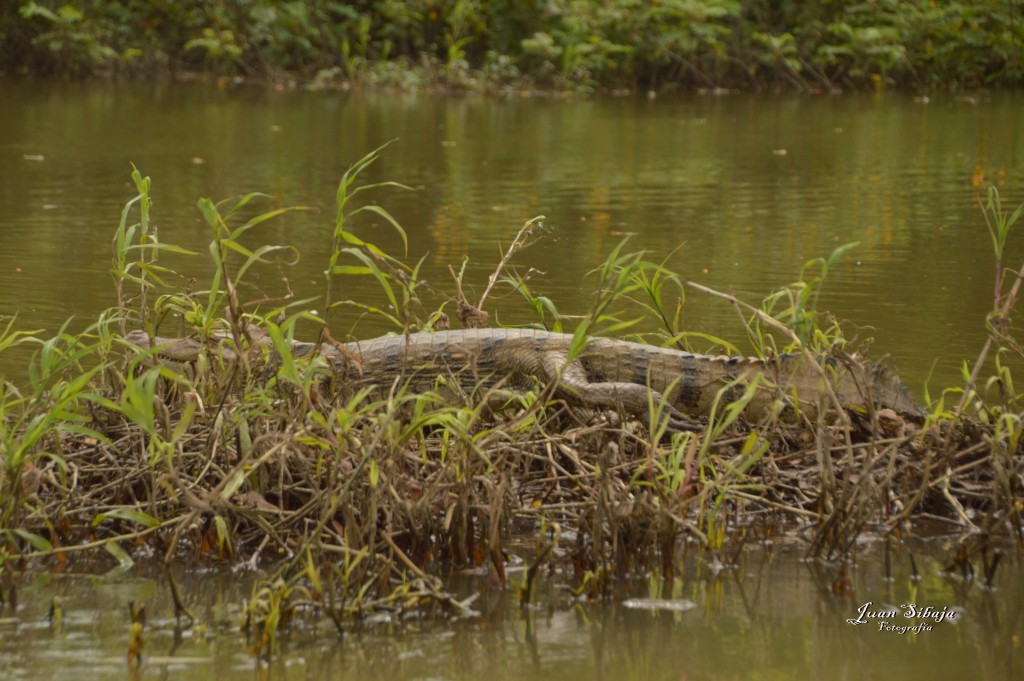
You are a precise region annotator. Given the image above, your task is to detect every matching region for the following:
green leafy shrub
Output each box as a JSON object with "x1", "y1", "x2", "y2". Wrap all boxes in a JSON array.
[{"x1": 1, "y1": 1, "x2": 1021, "y2": 89}]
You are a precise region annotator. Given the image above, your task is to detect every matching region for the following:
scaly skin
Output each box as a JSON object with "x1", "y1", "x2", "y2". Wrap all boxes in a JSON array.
[
  {"x1": 126, "y1": 328, "x2": 918, "y2": 430},
  {"x1": 284, "y1": 328, "x2": 919, "y2": 429}
]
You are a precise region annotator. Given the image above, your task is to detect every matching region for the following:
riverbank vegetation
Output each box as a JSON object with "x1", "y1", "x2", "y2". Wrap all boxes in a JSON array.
[
  {"x1": 0, "y1": 151, "x2": 1022, "y2": 652},
  {"x1": 2, "y1": 1, "x2": 1022, "y2": 92}
]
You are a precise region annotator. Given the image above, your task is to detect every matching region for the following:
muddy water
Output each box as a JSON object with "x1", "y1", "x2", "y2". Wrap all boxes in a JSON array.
[
  {"x1": 2, "y1": 81, "x2": 1024, "y2": 391},
  {"x1": 2, "y1": 81, "x2": 1024, "y2": 679},
  {"x1": 1, "y1": 541, "x2": 1020, "y2": 681}
]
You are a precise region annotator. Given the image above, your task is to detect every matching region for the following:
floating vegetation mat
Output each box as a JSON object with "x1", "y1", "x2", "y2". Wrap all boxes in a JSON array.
[{"x1": 19, "y1": 388, "x2": 1020, "y2": 575}]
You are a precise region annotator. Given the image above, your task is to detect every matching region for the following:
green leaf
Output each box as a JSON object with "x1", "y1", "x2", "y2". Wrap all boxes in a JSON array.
[
  {"x1": 221, "y1": 469, "x2": 248, "y2": 499},
  {"x1": 349, "y1": 204, "x2": 409, "y2": 255},
  {"x1": 196, "y1": 197, "x2": 226, "y2": 233},
  {"x1": 223, "y1": 191, "x2": 273, "y2": 221},
  {"x1": 213, "y1": 515, "x2": 232, "y2": 556},
  {"x1": 104, "y1": 540, "x2": 135, "y2": 568},
  {"x1": 330, "y1": 265, "x2": 375, "y2": 276},
  {"x1": 337, "y1": 248, "x2": 399, "y2": 311},
  {"x1": 369, "y1": 459, "x2": 379, "y2": 488},
  {"x1": 231, "y1": 206, "x2": 314, "y2": 240},
  {"x1": 13, "y1": 529, "x2": 53, "y2": 552},
  {"x1": 92, "y1": 507, "x2": 160, "y2": 528}
]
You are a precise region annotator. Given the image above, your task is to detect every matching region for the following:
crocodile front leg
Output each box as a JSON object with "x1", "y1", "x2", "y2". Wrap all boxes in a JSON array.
[{"x1": 541, "y1": 353, "x2": 701, "y2": 431}]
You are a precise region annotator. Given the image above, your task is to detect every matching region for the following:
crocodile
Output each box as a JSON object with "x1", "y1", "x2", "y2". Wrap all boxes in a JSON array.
[{"x1": 126, "y1": 328, "x2": 919, "y2": 430}]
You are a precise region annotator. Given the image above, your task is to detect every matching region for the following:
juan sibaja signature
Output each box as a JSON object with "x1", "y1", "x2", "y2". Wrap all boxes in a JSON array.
[{"x1": 847, "y1": 601, "x2": 960, "y2": 634}]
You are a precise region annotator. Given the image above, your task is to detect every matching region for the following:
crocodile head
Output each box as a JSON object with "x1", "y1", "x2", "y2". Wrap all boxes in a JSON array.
[{"x1": 853, "y1": 361, "x2": 922, "y2": 417}]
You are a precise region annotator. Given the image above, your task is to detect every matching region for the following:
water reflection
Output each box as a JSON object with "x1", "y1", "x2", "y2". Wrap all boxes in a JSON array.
[
  {"x1": 2, "y1": 82, "x2": 1023, "y2": 391},
  {"x1": 1, "y1": 542, "x2": 1020, "y2": 681}
]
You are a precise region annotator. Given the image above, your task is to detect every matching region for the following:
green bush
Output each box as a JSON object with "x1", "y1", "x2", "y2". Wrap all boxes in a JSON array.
[{"x1": 1, "y1": 1, "x2": 1021, "y2": 89}]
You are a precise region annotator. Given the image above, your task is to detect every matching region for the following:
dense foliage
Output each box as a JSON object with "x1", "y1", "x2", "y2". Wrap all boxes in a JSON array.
[{"x1": 1, "y1": 1, "x2": 1022, "y2": 91}]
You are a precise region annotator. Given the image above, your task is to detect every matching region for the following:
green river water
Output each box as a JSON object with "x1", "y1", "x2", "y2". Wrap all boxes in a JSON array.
[
  {"x1": 1, "y1": 80, "x2": 1023, "y2": 680},
  {"x1": 2, "y1": 541, "x2": 1021, "y2": 681},
  {"x1": 2, "y1": 81, "x2": 1024, "y2": 387}
]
